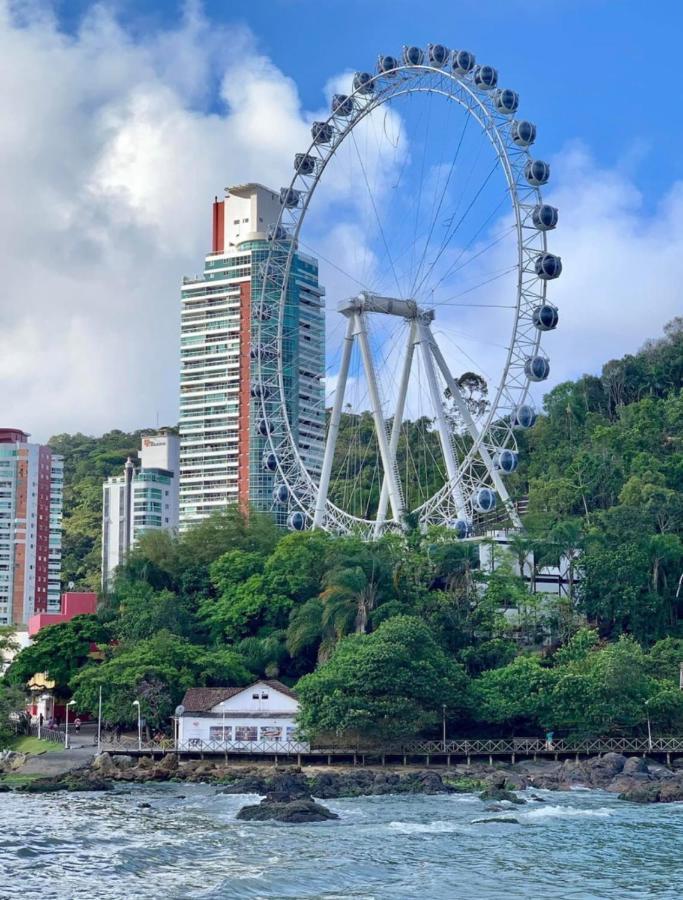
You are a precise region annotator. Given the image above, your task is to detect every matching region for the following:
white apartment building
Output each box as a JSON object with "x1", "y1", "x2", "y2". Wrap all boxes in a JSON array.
[
  {"x1": 179, "y1": 183, "x2": 325, "y2": 527},
  {"x1": 102, "y1": 430, "x2": 180, "y2": 588},
  {"x1": 0, "y1": 429, "x2": 63, "y2": 626}
]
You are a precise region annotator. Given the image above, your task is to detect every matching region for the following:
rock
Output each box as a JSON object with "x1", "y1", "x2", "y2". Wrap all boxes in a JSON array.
[
  {"x1": 618, "y1": 782, "x2": 661, "y2": 804},
  {"x1": 0, "y1": 750, "x2": 28, "y2": 772},
  {"x1": 138, "y1": 802, "x2": 151, "y2": 809},
  {"x1": 479, "y1": 787, "x2": 525, "y2": 805},
  {"x1": 157, "y1": 754, "x2": 178, "y2": 773},
  {"x1": 644, "y1": 762, "x2": 675, "y2": 779},
  {"x1": 136, "y1": 756, "x2": 155, "y2": 770},
  {"x1": 219, "y1": 775, "x2": 269, "y2": 795},
  {"x1": 671, "y1": 757, "x2": 683, "y2": 770},
  {"x1": 92, "y1": 753, "x2": 116, "y2": 775},
  {"x1": 622, "y1": 756, "x2": 648, "y2": 776},
  {"x1": 0, "y1": 783, "x2": 12, "y2": 792},
  {"x1": 587, "y1": 753, "x2": 626, "y2": 785},
  {"x1": 471, "y1": 816, "x2": 520, "y2": 825},
  {"x1": 111, "y1": 754, "x2": 135, "y2": 770},
  {"x1": 237, "y1": 797, "x2": 339, "y2": 823},
  {"x1": 16, "y1": 774, "x2": 112, "y2": 793},
  {"x1": 657, "y1": 779, "x2": 683, "y2": 803},
  {"x1": 606, "y1": 774, "x2": 651, "y2": 794}
]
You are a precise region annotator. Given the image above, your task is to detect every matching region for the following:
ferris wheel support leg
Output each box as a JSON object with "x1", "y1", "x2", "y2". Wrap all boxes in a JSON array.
[
  {"x1": 313, "y1": 316, "x2": 355, "y2": 529},
  {"x1": 428, "y1": 332, "x2": 523, "y2": 530},
  {"x1": 374, "y1": 320, "x2": 417, "y2": 538},
  {"x1": 354, "y1": 312, "x2": 406, "y2": 526},
  {"x1": 415, "y1": 319, "x2": 469, "y2": 522}
]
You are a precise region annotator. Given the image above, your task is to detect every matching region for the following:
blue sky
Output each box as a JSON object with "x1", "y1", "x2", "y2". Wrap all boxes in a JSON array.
[
  {"x1": 2, "y1": 0, "x2": 682, "y2": 438},
  {"x1": 54, "y1": 0, "x2": 680, "y2": 206}
]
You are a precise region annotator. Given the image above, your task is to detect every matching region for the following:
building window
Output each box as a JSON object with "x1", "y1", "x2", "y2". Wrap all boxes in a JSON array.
[
  {"x1": 260, "y1": 726, "x2": 282, "y2": 740},
  {"x1": 235, "y1": 726, "x2": 257, "y2": 742},
  {"x1": 209, "y1": 726, "x2": 232, "y2": 741}
]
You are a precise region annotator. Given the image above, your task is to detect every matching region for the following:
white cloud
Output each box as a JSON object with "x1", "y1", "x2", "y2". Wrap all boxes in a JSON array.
[{"x1": 0, "y1": 2, "x2": 679, "y2": 445}]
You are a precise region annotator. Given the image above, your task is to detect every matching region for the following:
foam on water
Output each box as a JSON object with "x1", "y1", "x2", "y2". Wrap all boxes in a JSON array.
[
  {"x1": 521, "y1": 804, "x2": 613, "y2": 820},
  {"x1": 387, "y1": 820, "x2": 466, "y2": 834}
]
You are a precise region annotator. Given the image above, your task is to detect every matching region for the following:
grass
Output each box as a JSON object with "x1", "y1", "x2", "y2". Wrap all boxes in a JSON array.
[
  {"x1": 6, "y1": 735, "x2": 63, "y2": 756},
  {"x1": 443, "y1": 777, "x2": 487, "y2": 793},
  {"x1": 0, "y1": 772, "x2": 42, "y2": 787}
]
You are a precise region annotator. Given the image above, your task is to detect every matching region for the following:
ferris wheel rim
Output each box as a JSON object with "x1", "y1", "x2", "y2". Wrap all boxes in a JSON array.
[{"x1": 254, "y1": 54, "x2": 556, "y2": 535}]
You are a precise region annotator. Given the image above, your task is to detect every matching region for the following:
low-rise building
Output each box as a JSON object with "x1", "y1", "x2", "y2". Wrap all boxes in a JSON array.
[
  {"x1": 177, "y1": 680, "x2": 306, "y2": 750},
  {"x1": 27, "y1": 591, "x2": 97, "y2": 638}
]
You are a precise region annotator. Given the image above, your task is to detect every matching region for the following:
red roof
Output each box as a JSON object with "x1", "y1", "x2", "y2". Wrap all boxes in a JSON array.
[{"x1": 180, "y1": 680, "x2": 297, "y2": 712}]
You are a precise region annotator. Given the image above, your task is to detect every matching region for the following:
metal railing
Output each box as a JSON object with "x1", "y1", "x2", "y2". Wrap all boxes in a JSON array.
[
  {"x1": 399, "y1": 736, "x2": 683, "y2": 755},
  {"x1": 28, "y1": 724, "x2": 65, "y2": 744},
  {"x1": 100, "y1": 737, "x2": 311, "y2": 754}
]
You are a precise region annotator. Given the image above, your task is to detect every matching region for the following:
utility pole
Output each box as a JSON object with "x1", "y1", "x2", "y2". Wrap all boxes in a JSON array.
[
  {"x1": 96, "y1": 685, "x2": 102, "y2": 753},
  {"x1": 442, "y1": 704, "x2": 447, "y2": 750}
]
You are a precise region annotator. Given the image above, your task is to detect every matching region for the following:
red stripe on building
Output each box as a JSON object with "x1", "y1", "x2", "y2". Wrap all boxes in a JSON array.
[
  {"x1": 34, "y1": 446, "x2": 52, "y2": 613},
  {"x1": 212, "y1": 199, "x2": 225, "y2": 254},
  {"x1": 237, "y1": 281, "x2": 251, "y2": 511}
]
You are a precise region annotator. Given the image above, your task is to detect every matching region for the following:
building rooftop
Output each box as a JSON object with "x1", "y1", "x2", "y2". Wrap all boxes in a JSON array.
[
  {"x1": 225, "y1": 182, "x2": 278, "y2": 198},
  {"x1": 0, "y1": 428, "x2": 30, "y2": 444},
  {"x1": 180, "y1": 680, "x2": 298, "y2": 712}
]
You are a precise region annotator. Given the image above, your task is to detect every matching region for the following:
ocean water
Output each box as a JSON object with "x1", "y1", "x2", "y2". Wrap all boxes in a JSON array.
[{"x1": 1, "y1": 783, "x2": 681, "y2": 899}]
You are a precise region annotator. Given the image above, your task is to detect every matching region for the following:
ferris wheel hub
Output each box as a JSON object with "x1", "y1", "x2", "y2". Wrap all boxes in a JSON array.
[{"x1": 338, "y1": 291, "x2": 434, "y2": 322}]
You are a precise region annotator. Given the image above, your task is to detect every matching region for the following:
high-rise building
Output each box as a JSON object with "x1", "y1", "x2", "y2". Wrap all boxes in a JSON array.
[
  {"x1": 179, "y1": 183, "x2": 325, "y2": 527},
  {"x1": 0, "y1": 428, "x2": 63, "y2": 627},
  {"x1": 101, "y1": 429, "x2": 180, "y2": 588}
]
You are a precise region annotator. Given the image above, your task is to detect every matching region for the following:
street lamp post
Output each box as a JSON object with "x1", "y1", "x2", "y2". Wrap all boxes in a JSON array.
[
  {"x1": 64, "y1": 700, "x2": 76, "y2": 749},
  {"x1": 132, "y1": 700, "x2": 142, "y2": 751},
  {"x1": 645, "y1": 699, "x2": 653, "y2": 752},
  {"x1": 442, "y1": 704, "x2": 447, "y2": 751}
]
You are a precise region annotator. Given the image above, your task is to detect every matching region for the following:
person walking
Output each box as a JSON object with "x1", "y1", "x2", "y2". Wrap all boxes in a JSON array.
[{"x1": 74, "y1": 717, "x2": 82, "y2": 735}]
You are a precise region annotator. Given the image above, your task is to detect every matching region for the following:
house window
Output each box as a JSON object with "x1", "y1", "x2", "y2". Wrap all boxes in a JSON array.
[
  {"x1": 235, "y1": 725, "x2": 257, "y2": 742},
  {"x1": 209, "y1": 725, "x2": 232, "y2": 741},
  {"x1": 260, "y1": 725, "x2": 282, "y2": 740}
]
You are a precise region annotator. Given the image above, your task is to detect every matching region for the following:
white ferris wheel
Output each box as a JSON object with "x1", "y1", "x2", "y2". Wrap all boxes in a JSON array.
[{"x1": 254, "y1": 43, "x2": 561, "y2": 539}]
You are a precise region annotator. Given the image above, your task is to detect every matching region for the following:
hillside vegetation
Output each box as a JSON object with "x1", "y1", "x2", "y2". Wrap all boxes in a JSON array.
[{"x1": 9, "y1": 318, "x2": 680, "y2": 742}]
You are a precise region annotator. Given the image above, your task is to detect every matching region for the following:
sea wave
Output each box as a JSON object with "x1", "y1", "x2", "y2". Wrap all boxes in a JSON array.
[
  {"x1": 521, "y1": 804, "x2": 612, "y2": 820},
  {"x1": 387, "y1": 820, "x2": 465, "y2": 833}
]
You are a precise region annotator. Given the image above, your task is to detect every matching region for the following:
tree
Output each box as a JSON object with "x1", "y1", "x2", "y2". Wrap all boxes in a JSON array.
[
  {"x1": 0, "y1": 683, "x2": 27, "y2": 747},
  {"x1": 5, "y1": 615, "x2": 111, "y2": 693},
  {"x1": 471, "y1": 655, "x2": 554, "y2": 733},
  {"x1": 296, "y1": 616, "x2": 470, "y2": 743},
  {"x1": 0, "y1": 627, "x2": 19, "y2": 669},
  {"x1": 70, "y1": 631, "x2": 250, "y2": 726}
]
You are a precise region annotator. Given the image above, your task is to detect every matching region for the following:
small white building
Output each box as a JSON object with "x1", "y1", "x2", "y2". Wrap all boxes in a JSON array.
[{"x1": 177, "y1": 680, "x2": 308, "y2": 751}]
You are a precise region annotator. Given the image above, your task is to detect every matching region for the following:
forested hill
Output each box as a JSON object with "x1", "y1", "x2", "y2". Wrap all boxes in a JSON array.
[
  {"x1": 10, "y1": 318, "x2": 680, "y2": 740},
  {"x1": 48, "y1": 430, "x2": 153, "y2": 590},
  {"x1": 49, "y1": 317, "x2": 683, "y2": 604}
]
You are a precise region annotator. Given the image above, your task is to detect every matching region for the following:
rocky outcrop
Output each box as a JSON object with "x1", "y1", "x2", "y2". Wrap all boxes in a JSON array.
[
  {"x1": 237, "y1": 796, "x2": 339, "y2": 823},
  {"x1": 15, "y1": 772, "x2": 112, "y2": 793},
  {"x1": 0, "y1": 750, "x2": 28, "y2": 773}
]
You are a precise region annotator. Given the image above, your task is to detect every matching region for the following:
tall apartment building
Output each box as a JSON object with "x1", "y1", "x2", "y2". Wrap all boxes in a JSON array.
[
  {"x1": 0, "y1": 428, "x2": 63, "y2": 627},
  {"x1": 102, "y1": 430, "x2": 180, "y2": 588},
  {"x1": 179, "y1": 183, "x2": 325, "y2": 527}
]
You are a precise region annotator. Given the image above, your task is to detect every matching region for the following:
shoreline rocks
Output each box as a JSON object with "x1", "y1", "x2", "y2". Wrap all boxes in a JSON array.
[{"x1": 6, "y1": 750, "x2": 683, "y2": 804}]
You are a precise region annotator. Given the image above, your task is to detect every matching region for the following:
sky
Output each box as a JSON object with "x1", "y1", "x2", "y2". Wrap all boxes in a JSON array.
[{"x1": 1, "y1": 0, "x2": 682, "y2": 441}]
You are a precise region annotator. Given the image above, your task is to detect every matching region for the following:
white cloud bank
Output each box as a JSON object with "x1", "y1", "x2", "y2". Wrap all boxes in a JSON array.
[{"x1": 0, "y1": 2, "x2": 679, "y2": 440}]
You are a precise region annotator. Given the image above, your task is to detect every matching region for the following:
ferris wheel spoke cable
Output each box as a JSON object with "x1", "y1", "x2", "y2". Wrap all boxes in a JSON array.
[
  {"x1": 350, "y1": 129, "x2": 403, "y2": 301},
  {"x1": 413, "y1": 155, "x2": 502, "y2": 300},
  {"x1": 409, "y1": 104, "x2": 472, "y2": 299},
  {"x1": 428, "y1": 193, "x2": 513, "y2": 298}
]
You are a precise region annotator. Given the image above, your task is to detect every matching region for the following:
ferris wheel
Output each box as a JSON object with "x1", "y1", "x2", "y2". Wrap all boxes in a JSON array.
[{"x1": 254, "y1": 43, "x2": 561, "y2": 538}]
